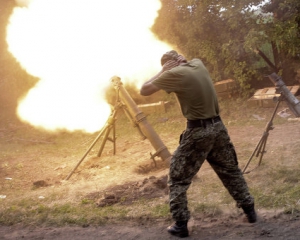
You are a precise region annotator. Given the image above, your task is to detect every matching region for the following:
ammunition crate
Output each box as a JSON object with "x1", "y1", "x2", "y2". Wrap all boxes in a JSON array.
[
  {"x1": 214, "y1": 79, "x2": 237, "y2": 99},
  {"x1": 247, "y1": 85, "x2": 299, "y2": 108}
]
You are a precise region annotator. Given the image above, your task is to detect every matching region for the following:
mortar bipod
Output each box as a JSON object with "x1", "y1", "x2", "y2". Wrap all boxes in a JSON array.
[
  {"x1": 65, "y1": 106, "x2": 119, "y2": 180},
  {"x1": 242, "y1": 93, "x2": 283, "y2": 174},
  {"x1": 65, "y1": 76, "x2": 172, "y2": 180}
]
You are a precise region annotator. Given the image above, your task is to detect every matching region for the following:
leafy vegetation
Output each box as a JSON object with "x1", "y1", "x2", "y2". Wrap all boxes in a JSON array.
[{"x1": 152, "y1": 0, "x2": 300, "y2": 91}]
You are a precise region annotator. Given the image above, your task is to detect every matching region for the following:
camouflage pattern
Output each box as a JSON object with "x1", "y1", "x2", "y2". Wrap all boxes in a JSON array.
[{"x1": 168, "y1": 121, "x2": 254, "y2": 221}]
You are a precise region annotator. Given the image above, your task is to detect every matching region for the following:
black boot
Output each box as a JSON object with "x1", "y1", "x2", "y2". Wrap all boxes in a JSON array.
[
  {"x1": 167, "y1": 220, "x2": 189, "y2": 238},
  {"x1": 242, "y1": 204, "x2": 257, "y2": 223}
]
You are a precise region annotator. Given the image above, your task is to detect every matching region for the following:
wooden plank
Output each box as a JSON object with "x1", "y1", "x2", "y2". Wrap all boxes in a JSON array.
[{"x1": 247, "y1": 85, "x2": 299, "y2": 108}]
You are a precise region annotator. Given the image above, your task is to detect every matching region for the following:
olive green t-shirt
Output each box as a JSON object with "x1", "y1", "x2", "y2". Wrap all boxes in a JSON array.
[{"x1": 152, "y1": 59, "x2": 219, "y2": 120}]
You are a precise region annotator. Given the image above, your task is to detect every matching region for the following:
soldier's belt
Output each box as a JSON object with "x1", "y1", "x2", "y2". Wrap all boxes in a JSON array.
[{"x1": 187, "y1": 116, "x2": 221, "y2": 128}]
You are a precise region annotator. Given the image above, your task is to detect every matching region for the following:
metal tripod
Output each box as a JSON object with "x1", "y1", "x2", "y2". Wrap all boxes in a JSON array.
[
  {"x1": 242, "y1": 93, "x2": 283, "y2": 174},
  {"x1": 65, "y1": 104, "x2": 119, "y2": 180}
]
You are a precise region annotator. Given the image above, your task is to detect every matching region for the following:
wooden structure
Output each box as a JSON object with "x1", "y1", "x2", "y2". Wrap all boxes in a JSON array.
[
  {"x1": 137, "y1": 101, "x2": 170, "y2": 114},
  {"x1": 214, "y1": 79, "x2": 237, "y2": 99},
  {"x1": 247, "y1": 85, "x2": 299, "y2": 108}
]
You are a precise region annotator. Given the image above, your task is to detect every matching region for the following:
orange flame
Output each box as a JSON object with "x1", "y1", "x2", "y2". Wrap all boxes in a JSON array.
[{"x1": 7, "y1": 0, "x2": 171, "y2": 133}]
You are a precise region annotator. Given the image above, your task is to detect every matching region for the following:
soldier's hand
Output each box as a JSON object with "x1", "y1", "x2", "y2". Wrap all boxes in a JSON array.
[
  {"x1": 162, "y1": 60, "x2": 178, "y2": 72},
  {"x1": 177, "y1": 55, "x2": 186, "y2": 64}
]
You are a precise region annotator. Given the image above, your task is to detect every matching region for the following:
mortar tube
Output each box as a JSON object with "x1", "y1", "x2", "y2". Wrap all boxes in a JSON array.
[
  {"x1": 268, "y1": 73, "x2": 300, "y2": 117},
  {"x1": 111, "y1": 76, "x2": 171, "y2": 162}
]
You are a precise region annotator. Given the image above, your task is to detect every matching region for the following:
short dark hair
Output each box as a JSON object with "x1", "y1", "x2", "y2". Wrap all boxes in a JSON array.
[{"x1": 160, "y1": 50, "x2": 179, "y2": 66}]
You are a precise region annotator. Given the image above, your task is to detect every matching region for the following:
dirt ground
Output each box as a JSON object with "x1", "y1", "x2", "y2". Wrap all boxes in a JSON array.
[
  {"x1": 1, "y1": 212, "x2": 300, "y2": 240},
  {"x1": 1, "y1": 112, "x2": 300, "y2": 239}
]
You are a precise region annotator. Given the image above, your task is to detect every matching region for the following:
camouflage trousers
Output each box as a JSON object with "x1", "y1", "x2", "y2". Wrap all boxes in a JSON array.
[{"x1": 168, "y1": 120, "x2": 254, "y2": 221}]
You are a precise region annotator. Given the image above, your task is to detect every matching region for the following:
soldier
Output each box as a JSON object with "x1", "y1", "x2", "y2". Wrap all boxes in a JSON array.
[{"x1": 140, "y1": 50, "x2": 257, "y2": 238}]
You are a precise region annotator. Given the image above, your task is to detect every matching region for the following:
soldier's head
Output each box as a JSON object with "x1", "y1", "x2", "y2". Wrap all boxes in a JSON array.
[{"x1": 160, "y1": 50, "x2": 187, "y2": 66}]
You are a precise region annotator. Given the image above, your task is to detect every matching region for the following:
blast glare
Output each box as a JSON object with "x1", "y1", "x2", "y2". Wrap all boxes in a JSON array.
[{"x1": 7, "y1": 0, "x2": 171, "y2": 133}]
